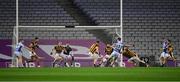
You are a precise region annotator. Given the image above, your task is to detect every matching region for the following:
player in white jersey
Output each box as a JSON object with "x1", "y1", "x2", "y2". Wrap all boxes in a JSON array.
[
  {"x1": 160, "y1": 39, "x2": 170, "y2": 67},
  {"x1": 14, "y1": 40, "x2": 25, "y2": 67},
  {"x1": 106, "y1": 37, "x2": 133, "y2": 67},
  {"x1": 106, "y1": 38, "x2": 124, "y2": 67}
]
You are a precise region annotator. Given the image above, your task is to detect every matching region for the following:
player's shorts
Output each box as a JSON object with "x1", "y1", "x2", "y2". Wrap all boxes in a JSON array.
[
  {"x1": 110, "y1": 51, "x2": 120, "y2": 58},
  {"x1": 160, "y1": 52, "x2": 170, "y2": 58},
  {"x1": 64, "y1": 55, "x2": 73, "y2": 61},
  {"x1": 89, "y1": 52, "x2": 99, "y2": 60},
  {"x1": 14, "y1": 51, "x2": 22, "y2": 57},
  {"x1": 102, "y1": 55, "x2": 110, "y2": 62},
  {"x1": 54, "y1": 53, "x2": 63, "y2": 59},
  {"x1": 29, "y1": 51, "x2": 37, "y2": 57},
  {"x1": 56, "y1": 53, "x2": 72, "y2": 60},
  {"x1": 29, "y1": 51, "x2": 39, "y2": 61},
  {"x1": 31, "y1": 55, "x2": 39, "y2": 61},
  {"x1": 104, "y1": 55, "x2": 110, "y2": 59},
  {"x1": 60, "y1": 53, "x2": 69, "y2": 59}
]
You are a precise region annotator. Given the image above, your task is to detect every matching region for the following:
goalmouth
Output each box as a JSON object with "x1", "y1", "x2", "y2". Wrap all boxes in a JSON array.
[{"x1": 11, "y1": 0, "x2": 123, "y2": 67}]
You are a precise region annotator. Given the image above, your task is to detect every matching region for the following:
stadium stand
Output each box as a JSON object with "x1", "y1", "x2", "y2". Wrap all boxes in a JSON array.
[
  {"x1": 74, "y1": 0, "x2": 120, "y2": 26},
  {"x1": 19, "y1": 0, "x2": 79, "y2": 26},
  {"x1": 18, "y1": 28, "x2": 96, "y2": 39},
  {"x1": 105, "y1": 0, "x2": 180, "y2": 64}
]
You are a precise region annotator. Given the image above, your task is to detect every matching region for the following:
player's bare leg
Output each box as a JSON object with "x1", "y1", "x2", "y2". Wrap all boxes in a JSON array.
[
  {"x1": 136, "y1": 57, "x2": 149, "y2": 67},
  {"x1": 110, "y1": 57, "x2": 117, "y2": 67},
  {"x1": 163, "y1": 57, "x2": 170, "y2": 67},
  {"x1": 30, "y1": 54, "x2": 44, "y2": 67},
  {"x1": 67, "y1": 55, "x2": 75, "y2": 67},
  {"x1": 22, "y1": 56, "x2": 29, "y2": 67},
  {"x1": 128, "y1": 58, "x2": 137, "y2": 66},
  {"x1": 160, "y1": 57, "x2": 165, "y2": 67},
  {"x1": 93, "y1": 59, "x2": 98, "y2": 67},
  {"x1": 96, "y1": 57, "x2": 104, "y2": 67},
  {"x1": 169, "y1": 53, "x2": 176, "y2": 62},
  {"x1": 70, "y1": 55, "x2": 75, "y2": 67},
  {"x1": 53, "y1": 57, "x2": 63, "y2": 67},
  {"x1": 17, "y1": 56, "x2": 24, "y2": 67},
  {"x1": 64, "y1": 56, "x2": 70, "y2": 67}
]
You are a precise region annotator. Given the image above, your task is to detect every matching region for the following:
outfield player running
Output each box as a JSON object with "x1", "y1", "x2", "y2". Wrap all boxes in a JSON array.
[
  {"x1": 51, "y1": 42, "x2": 64, "y2": 67},
  {"x1": 63, "y1": 44, "x2": 74, "y2": 67},
  {"x1": 28, "y1": 37, "x2": 43, "y2": 67},
  {"x1": 89, "y1": 41, "x2": 101, "y2": 67},
  {"x1": 14, "y1": 40, "x2": 26, "y2": 67},
  {"x1": 106, "y1": 38, "x2": 124, "y2": 67},
  {"x1": 98, "y1": 44, "x2": 113, "y2": 67},
  {"x1": 160, "y1": 39, "x2": 170, "y2": 67},
  {"x1": 123, "y1": 46, "x2": 148, "y2": 67}
]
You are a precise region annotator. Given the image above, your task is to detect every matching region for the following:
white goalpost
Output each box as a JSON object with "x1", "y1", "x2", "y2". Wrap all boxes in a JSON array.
[
  {"x1": 119, "y1": 0, "x2": 125, "y2": 67},
  {"x1": 11, "y1": 0, "x2": 19, "y2": 67},
  {"x1": 12, "y1": 0, "x2": 124, "y2": 67}
]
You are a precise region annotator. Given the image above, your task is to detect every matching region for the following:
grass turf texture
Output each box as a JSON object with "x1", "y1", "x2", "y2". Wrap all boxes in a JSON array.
[{"x1": 0, "y1": 67, "x2": 180, "y2": 81}]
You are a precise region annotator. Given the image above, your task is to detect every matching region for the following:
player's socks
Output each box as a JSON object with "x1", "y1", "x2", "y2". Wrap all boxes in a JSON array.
[
  {"x1": 23, "y1": 63, "x2": 26, "y2": 67},
  {"x1": 36, "y1": 61, "x2": 40, "y2": 67},
  {"x1": 94, "y1": 64, "x2": 97, "y2": 67},
  {"x1": 64, "y1": 62, "x2": 66, "y2": 67},
  {"x1": 72, "y1": 56, "x2": 74, "y2": 61},
  {"x1": 71, "y1": 56, "x2": 75, "y2": 67},
  {"x1": 145, "y1": 63, "x2": 149, "y2": 67},
  {"x1": 70, "y1": 61, "x2": 74, "y2": 67},
  {"x1": 164, "y1": 64, "x2": 167, "y2": 67},
  {"x1": 105, "y1": 61, "x2": 111, "y2": 67},
  {"x1": 66, "y1": 62, "x2": 70, "y2": 67},
  {"x1": 109, "y1": 64, "x2": 113, "y2": 67},
  {"x1": 18, "y1": 64, "x2": 24, "y2": 68},
  {"x1": 97, "y1": 63, "x2": 101, "y2": 67},
  {"x1": 52, "y1": 62, "x2": 56, "y2": 67},
  {"x1": 161, "y1": 64, "x2": 165, "y2": 67}
]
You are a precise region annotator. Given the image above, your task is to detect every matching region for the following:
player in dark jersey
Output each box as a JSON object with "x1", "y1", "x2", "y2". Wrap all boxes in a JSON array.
[
  {"x1": 63, "y1": 44, "x2": 74, "y2": 67},
  {"x1": 123, "y1": 46, "x2": 148, "y2": 67},
  {"x1": 51, "y1": 42, "x2": 64, "y2": 67},
  {"x1": 98, "y1": 44, "x2": 113, "y2": 67},
  {"x1": 167, "y1": 39, "x2": 176, "y2": 61},
  {"x1": 28, "y1": 37, "x2": 43, "y2": 67},
  {"x1": 89, "y1": 41, "x2": 101, "y2": 67}
]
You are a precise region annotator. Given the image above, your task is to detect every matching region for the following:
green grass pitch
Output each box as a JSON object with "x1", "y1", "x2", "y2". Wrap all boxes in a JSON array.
[{"x1": 0, "y1": 67, "x2": 180, "y2": 81}]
